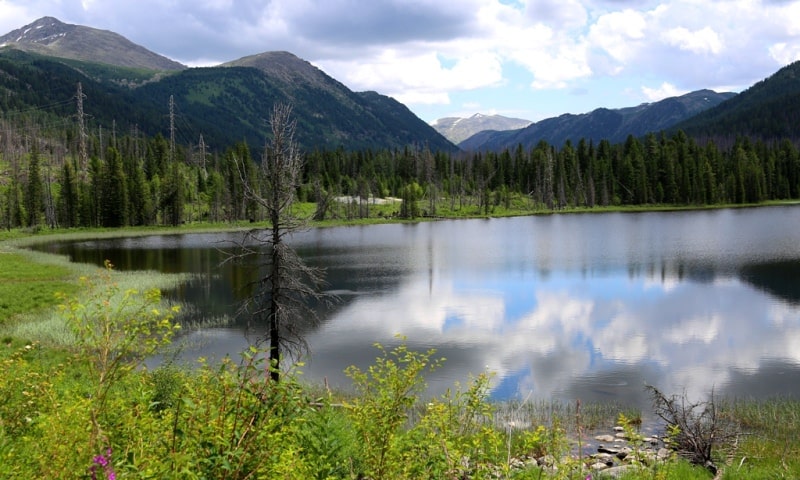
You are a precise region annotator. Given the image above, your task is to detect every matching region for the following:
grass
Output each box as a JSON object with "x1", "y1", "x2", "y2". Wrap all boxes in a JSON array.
[
  {"x1": 719, "y1": 398, "x2": 800, "y2": 478},
  {"x1": 3, "y1": 268, "x2": 188, "y2": 348},
  {"x1": 491, "y1": 398, "x2": 635, "y2": 433},
  {"x1": 0, "y1": 249, "x2": 79, "y2": 325},
  {"x1": 0, "y1": 240, "x2": 189, "y2": 349},
  {"x1": 613, "y1": 460, "x2": 714, "y2": 479}
]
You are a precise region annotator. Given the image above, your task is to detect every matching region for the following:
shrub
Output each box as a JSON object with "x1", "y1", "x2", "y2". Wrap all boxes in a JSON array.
[
  {"x1": 160, "y1": 348, "x2": 312, "y2": 479},
  {"x1": 58, "y1": 260, "x2": 180, "y2": 447},
  {"x1": 296, "y1": 399, "x2": 361, "y2": 479},
  {"x1": 400, "y1": 372, "x2": 508, "y2": 479},
  {"x1": 344, "y1": 338, "x2": 443, "y2": 479}
]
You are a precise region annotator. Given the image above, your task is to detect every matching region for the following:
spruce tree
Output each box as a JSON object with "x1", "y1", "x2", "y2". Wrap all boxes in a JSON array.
[
  {"x1": 25, "y1": 148, "x2": 43, "y2": 227},
  {"x1": 58, "y1": 160, "x2": 79, "y2": 228},
  {"x1": 100, "y1": 146, "x2": 128, "y2": 227}
]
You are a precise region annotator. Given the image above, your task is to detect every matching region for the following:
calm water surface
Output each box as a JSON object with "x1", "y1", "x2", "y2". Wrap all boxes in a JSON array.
[{"x1": 38, "y1": 206, "x2": 800, "y2": 410}]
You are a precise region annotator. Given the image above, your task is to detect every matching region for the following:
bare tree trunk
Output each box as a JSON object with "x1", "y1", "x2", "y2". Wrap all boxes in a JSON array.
[{"x1": 228, "y1": 103, "x2": 331, "y2": 383}]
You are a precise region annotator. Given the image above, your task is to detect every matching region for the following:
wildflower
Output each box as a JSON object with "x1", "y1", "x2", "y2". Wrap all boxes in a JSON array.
[{"x1": 89, "y1": 448, "x2": 116, "y2": 480}]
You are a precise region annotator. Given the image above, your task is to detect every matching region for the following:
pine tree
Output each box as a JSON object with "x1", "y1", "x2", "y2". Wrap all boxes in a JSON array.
[
  {"x1": 58, "y1": 160, "x2": 79, "y2": 228},
  {"x1": 161, "y1": 162, "x2": 184, "y2": 226},
  {"x1": 124, "y1": 158, "x2": 148, "y2": 226},
  {"x1": 100, "y1": 147, "x2": 129, "y2": 227},
  {"x1": 25, "y1": 147, "x2": 43, "y2": 227}
]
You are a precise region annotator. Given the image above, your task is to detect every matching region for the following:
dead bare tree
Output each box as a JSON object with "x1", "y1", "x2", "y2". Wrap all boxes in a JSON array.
[
  {"x1": 647, "y1": 385, "x2": 739, "y2": 475},
  {"x1": 230, "y1": 103, "x2": 330, "y2": 383}
]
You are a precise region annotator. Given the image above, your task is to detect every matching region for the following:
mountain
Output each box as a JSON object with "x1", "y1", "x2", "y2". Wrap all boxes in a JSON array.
[
  {"x1": 0, "y1": 16, "x2": 185, "y2": 71},
  {"x1": 675, "y1": 60, "x2": 800, "y2": 142},
  {"x1": 216, "y1": 52, "x2": 454, "y2": 151},
  {"x1": 127, "y1": 54, "x2": 456, "y2": 151},
  {"x1": 0, "y1": 17, "x2": 456, "y2": 152},
  {"x1": 460, "y1": 90, "x2": 736, "y2": 151},
  {"x1": 223, "y1": 51, "x2": 339, "y2": 90},
  {"x1": 431, "y1": 113, "x2": 531, "y2": 144}
]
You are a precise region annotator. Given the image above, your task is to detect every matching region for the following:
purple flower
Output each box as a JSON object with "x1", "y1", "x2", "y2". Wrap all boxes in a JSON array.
[{"x1": 89, "y1": 447, "x2": 116, "y2": 480}]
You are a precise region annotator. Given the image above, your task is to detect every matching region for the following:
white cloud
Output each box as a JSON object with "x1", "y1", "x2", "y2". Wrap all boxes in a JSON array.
[
  {"x1": 641, "y1": 81, "x2": 688, "y2": 101},
  {"x1": 528, "y1": 44, "x2": 592, "y2": 89},
  {"x1": 0, "y1": 1, "x2": 36, "y2": 35},
  {"x1": 526, "y1": 0, "x2": 588, "y2": 30},
  {"x1": 320, "y1": 48, "x2": 504, "y2": 106},
  {"x1": 769, "y1": 42, "x2": 800, "y2": 65},
  {"x1": 771, "y1": 0, "x2": 800, "y2": 36},
  {"x1": 588, "y1": 9, "x2": 647, "y2": 64},
  {"x1": 662, "y1": 26, "x2": 723, "y2": 55}
]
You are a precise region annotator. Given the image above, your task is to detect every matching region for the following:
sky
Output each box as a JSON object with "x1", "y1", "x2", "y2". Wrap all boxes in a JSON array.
[{"x1": 2, "y1": 0, "x2": 800, "y2": 124}]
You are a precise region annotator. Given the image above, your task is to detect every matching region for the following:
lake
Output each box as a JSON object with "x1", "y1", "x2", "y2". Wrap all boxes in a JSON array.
[{"x1": 36, "y1": 206, "x2": 800, "y2": 411}]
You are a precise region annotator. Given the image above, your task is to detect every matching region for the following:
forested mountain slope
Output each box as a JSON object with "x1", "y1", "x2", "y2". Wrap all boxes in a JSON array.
[
  {"x1": 675, "y1": 60, "x2": 800, "y2": 143},
  {"x1": 0, "y1": 49, "x2": 165, "y2": 132}
]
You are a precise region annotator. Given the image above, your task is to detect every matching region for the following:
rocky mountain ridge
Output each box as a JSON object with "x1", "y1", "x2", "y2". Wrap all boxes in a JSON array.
[{"x1": 0, "y1": 16, "x2": 185, "y2": 71}]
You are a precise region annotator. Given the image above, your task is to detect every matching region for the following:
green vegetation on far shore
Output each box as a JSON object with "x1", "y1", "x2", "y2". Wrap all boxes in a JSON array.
[{"x1": 5, "y1": 197, "x2": 798, "y2": 243}]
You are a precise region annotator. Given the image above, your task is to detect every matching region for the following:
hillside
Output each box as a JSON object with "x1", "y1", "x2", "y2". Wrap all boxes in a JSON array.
[
  {"x1": 0, "y1": 49, "x2": 165, "y2": 132},
  {"x1": 460, "y1": 90, "x2": 736, "y2": 151},
  {"x1": 431, "y1": 113, "x2": 531, "y2": 144},
  {"x1": 675, "y1": 60, "x2": 800, "y2": 142},
  {"x1": 216, "y1": 52, "x2": 455, "y2": 151}
]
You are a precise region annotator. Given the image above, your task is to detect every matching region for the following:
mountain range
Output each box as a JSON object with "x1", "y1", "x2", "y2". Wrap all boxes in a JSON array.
[
  {"x1": 1, "y1": 16, "x2": 800, "y2": 154},
  {"x1": 0, "y1": 17, "x2": 456, "y2": 152},
  {"x1": 456, "y1": 90, "x2": 736, "y2": 151}
]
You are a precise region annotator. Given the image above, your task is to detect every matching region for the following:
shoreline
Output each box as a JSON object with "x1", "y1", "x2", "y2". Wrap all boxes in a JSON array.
[{"x1": 4, "y1": 199, "x2": 797, "y2": 248}]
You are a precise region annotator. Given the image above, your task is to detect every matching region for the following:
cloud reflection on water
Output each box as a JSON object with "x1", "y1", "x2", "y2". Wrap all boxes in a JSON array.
[{"x1": 304, "y1": 263, "x2": 800, "y2": 410}]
